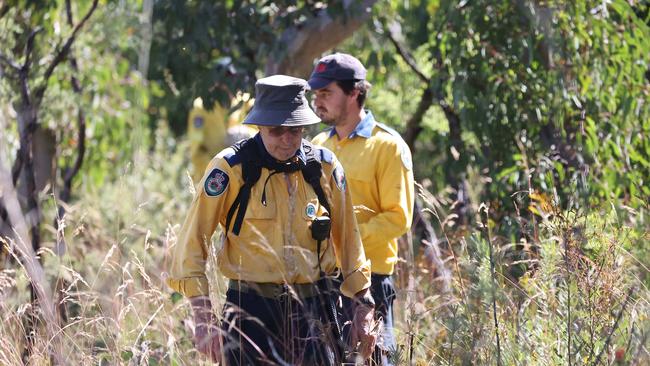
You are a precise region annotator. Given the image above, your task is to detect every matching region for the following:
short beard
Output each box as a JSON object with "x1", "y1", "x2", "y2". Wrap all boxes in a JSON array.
[
  {"x1": 316, "y1": 111, "x2": 336, "y2": 126},
  {"x1": 319, "y1": 104, "x2": 346, "y2": 127}
]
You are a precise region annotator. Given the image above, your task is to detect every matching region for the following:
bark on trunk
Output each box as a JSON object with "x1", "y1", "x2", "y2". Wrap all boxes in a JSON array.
[{"x1": 265, "y1": 0, "x2": 378, "y2": 77}]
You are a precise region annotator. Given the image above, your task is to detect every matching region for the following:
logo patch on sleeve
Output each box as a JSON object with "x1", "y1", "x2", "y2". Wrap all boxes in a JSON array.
[
  {"x1": 193, "y1": 116, "x2": 204, "y2": 128},
  {"x1": 400, "y1": 143, "x2": 413, "y2": 171},
  {"x1": 332, "y1": 165, "x2": 346, "y2": 192},
  {"x1": 204, "y1": 168, "x2": 229, "y2": 196}
]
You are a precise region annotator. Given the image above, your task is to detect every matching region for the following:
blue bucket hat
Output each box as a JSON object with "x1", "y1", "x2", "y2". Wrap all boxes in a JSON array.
[
  {"x1": 307, "y1": 53, "x2": 367, "y2": 90},
  {"x1": 243, "y1": 75, "x2": 320, "y2": 127}
]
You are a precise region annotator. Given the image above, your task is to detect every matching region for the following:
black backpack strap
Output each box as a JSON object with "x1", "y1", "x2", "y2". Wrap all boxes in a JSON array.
[
  {"x1": 225, "y1": 139, "x2": 330, "y2": 236},
  {"x1": 225, "y1": 138, "x2": 262, "y2": 235},
  {"x1": 301, "y1": 141, "x2": 331, "y2": 216}
]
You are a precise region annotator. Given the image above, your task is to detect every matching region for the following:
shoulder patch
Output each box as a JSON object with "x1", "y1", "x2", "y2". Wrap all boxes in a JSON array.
[
  {"x1": 399, "y1": 142, "x2": 413, "y2": 171},
  {"x1": 376, "y1": 122, "x2": 412, "y2": 171},
  {"x1": 332, "y1": 164, "x2": 346, "y2": 192},
  {"x1": 204, "y1": 168, "x2": 229, "y2": 197},
  {"x1": 319, "y1": 147, "x2": 334, "y2": 164}
]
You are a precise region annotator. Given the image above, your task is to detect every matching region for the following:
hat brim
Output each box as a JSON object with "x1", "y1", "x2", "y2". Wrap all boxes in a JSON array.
[
  {"x1": 307, "y1": 77, "x2": 335, "y2": 90},
  {"x1": 242, "y1": 105, "x2": 321, "y2": 127}
]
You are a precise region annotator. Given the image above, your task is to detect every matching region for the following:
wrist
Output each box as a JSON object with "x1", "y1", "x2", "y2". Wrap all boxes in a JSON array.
[
  {"x1": 189, "y1": 295, "x2": 211, "y2": 308},
  {"x1": 189, "y1": 296, "x2": 214, "y2": 320}
]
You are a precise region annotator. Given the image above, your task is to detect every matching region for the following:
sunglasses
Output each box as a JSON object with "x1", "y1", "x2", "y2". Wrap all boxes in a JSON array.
[{"x1": 267, "y1": 126, "x2": 304, "y2": 137}]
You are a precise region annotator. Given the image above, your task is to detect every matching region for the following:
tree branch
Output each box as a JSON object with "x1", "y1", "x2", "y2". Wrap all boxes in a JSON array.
[
  {"x1": 404, "y1": 88, "x2": 433, "y2": 150},
  {"x1": 21, "y1": 28, "x2": 41, "y2": 72},
  {"x1": 33, "y1": 0, "x2": 99, "y2": 103},
  {"x1": 60, "y1": 2, "x2": 87, "y2": 195},
  {"x1": 385, "y1": 22, "x2": 434, "y2": 152},
  {"x1": 2, "y1": 26, "x2": 36, "y2": 188},
  {"x1": 60, "y1": 0, "x2": 87, "y2": 206},
  {"x1": 386, "y1": 20, "x2": 462, "y2": 158},
  {"x1": 386, "y1": 22, "x2": 429, "y2": 85},
  {"x1": 65, "y1": 0, "x2": 74, "y2": 24},
  {"x1": 0, "y1": 4, "x2": 10, "y2": 20},
  {"x1": 17, "y1": 28, "x2": 42, "y2": 106},
  {"x1": 11, "y1": 154, "x2": 23, "y2": 186}
]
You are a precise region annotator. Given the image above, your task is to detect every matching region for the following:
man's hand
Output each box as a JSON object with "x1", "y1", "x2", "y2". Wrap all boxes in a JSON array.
[
  {"x1": 189, "y1": 296, "x2": 222, "y2": 363},
  {"x1": 349, "y1": 289, "x2": 378, "y2": 360}
]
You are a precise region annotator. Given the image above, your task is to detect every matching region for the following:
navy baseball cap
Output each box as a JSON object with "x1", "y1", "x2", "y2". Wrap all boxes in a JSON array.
[{"x1": 308, "y1": 53, "x2": 367, "y2": 90}]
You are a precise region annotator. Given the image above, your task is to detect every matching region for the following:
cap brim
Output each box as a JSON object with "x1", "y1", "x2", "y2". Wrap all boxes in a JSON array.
[
  {"x1": 242, "y1": 105, "x2": 321, "y2": 127},
  {"x1": 307, "y1": 77, "x2": 335, "y2": 90}
]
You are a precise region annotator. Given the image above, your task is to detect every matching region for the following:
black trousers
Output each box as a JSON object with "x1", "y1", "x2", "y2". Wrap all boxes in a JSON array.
[{"x1": 220, "y1": 284, "x2": 341, "y2": 366}]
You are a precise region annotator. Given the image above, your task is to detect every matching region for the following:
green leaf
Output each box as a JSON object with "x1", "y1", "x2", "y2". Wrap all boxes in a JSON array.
[
  {"x1": 121, "y1": 350, "x2": 133, "y2": 361},
  {"x1": 170, "y1": 291, "x2": 183, "y2": 304},
  {"x1": 628, "y1": 148, "x2": 650, "y2": 168}
]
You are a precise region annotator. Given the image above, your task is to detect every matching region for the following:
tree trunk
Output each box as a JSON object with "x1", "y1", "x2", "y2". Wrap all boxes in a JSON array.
[
  {"x1": 14, "y1": 101, "x2": 43, "y2": 363},
  {"x1": 265, "y1": 0, "x2": 378, "y2": 77},
  {"x1": 138, "y1": 0, "x2": 154, "y2": 77},
  {"x1": 0, "y1": 145, "x2": 63, "y2": 364},
  {"x1": 15, "y1": 103, "x2": 42, "y2": 257},
  {"x1": 444, "y1": 100, "x2": 463, "y2": 188}
]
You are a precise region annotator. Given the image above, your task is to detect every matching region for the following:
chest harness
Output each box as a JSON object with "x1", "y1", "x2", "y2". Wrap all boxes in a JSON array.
[{"x1": 224, "y1": 136, "x2": 331, "y2": 240}]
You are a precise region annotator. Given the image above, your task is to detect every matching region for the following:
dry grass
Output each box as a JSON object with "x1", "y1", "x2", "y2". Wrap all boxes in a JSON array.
[{"x1": 1, "y1": 128, "x2": 648, "y2": 365}]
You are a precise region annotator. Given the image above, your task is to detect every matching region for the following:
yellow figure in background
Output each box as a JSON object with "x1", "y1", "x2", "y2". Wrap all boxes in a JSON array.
[{"x1": 188, "y1": 93, "x2": 256, "y2": 182}]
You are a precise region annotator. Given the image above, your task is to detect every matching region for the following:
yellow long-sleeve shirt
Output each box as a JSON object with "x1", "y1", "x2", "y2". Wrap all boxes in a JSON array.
[
  {"x1": 312, "y1": 111, "x2": 415, "y2": 275},
  {"x1": 167, "y1": 135, "x2": 371, "y2": 298}
]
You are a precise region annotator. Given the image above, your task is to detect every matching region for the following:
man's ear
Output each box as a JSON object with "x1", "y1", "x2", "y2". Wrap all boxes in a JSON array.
[{"x1": 348, "y1": 88, "x2": 360, "y2": 103}]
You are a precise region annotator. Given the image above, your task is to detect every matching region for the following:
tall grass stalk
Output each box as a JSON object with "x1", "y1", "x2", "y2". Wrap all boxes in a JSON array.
[
  {"x1": 480, "y1": 202, "x2": 502, "y2": 366},
  {"x1": 564, "y1": 227, "x2": 572, "y2": 366}
]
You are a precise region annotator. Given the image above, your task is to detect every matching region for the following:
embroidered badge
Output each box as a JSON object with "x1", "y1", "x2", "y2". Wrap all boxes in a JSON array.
[
  {"x1": 204, "y1": 168, "x2": 229, "y2": 197},
  {"x1": 332, "y1": 165, "x2": 346, "y2": 192},
  {"x1": 400, "y1": 143, "x2": 413, "y2": 171},
  {"x1": 193, "y1": 116, "x2": 204, "y2": 128},
  {"x1": 305, "y1": 202, "x2": 317, "y2": 218}
]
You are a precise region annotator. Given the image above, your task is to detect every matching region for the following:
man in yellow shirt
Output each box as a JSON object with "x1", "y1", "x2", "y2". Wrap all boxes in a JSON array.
[
  {"x1": 168, "y1": 75, "x2": 376, "y2": 365},
  {"x1": 309, "y1": 53, "x2": 415, "y2": 365}
]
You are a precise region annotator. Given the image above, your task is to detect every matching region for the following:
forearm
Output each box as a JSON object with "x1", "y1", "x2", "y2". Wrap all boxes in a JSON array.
[{"x1": 358, "y1": 211, "x2": 410, "y2": 252}]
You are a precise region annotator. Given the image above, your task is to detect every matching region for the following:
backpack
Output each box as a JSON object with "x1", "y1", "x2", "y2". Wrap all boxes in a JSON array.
[{"x1": 223, "y1": 137, "x2": 331, "y2": 235}]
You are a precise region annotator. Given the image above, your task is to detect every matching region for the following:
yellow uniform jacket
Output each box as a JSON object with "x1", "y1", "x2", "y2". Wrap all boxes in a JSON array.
[
  {"x1": 312, "y1": 111, "x2": 415, "y2": 275},
  {"x1": 187, "y1": 96, "x2": 256, "y2": 182},
  {"x1": 187, "y1": 99, "x2": 227, "y2": 182},
  {"x1": 167, "y1": 134, "x2": 371, "y2": 298}
]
